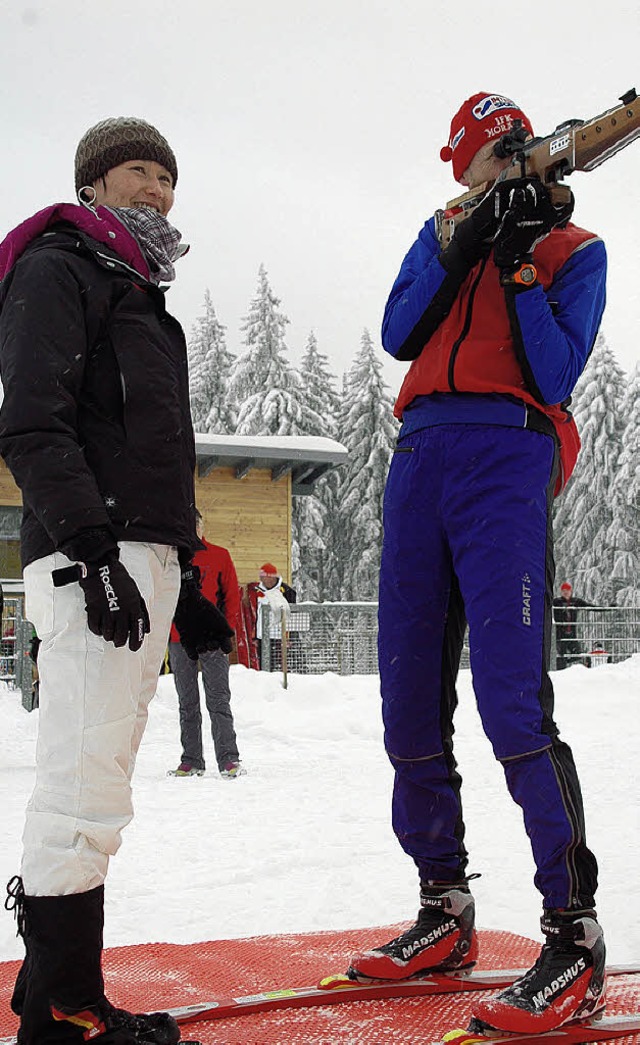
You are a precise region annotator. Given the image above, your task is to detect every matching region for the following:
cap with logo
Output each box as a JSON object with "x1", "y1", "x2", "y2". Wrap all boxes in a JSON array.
[{"x1": 440, "y1": 93, "x2": 534, "y2": 183}]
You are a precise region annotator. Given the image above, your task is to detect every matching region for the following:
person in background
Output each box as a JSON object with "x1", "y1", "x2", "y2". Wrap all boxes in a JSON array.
[
  {"x1": 553, "y1": 581, "x2": 593, "y2": 669},
  {"x1": 347, "y1": 92, "x2": 607, "y2": 1037},
  {"x1": 586, "y1": 641, "x2": 611, "y2": 668},
  {"x1": 0, "y1": 578, "x2": 4, "y2": 671},
  {"x1": 0, "y1": 116, "x2": 233, "y2": 1044},
  {"x1": 168, "y1": 510, "x2": 245, "y2": 779},
  {"x1": 238, "y1": 564, "x2": 296, "y2": 670},
  {"x1": 29, "y1": 629, "x2": 41, "y2": 709}
]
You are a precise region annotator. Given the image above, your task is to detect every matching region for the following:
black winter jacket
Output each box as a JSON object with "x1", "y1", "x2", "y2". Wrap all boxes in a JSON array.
[
  {"x1": 0, "y1": 221, "x2": 198, "y2": 567},
  {"x1": 552, "y1": 596, "x2": 592, "y2": 641}
]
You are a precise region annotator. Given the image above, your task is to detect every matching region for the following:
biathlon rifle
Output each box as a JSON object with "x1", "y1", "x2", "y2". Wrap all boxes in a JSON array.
[{"x1": 435, "y1": 88, "x2": 640, "y2": 247}]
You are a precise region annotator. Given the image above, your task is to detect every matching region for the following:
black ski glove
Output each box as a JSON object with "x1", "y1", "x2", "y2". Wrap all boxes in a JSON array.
[
  {"x1": 173, "y1": 563, "x2": 234, "y2": 661},
  {"x1": 439, "y1": 183, "x2": 504, "y2": 276},
  {"x1": 493, "y1": 177, "x2": 574, "y2": 270},
  {"x1": 78, "y1": 555, "x2": 150, "y2": 652},
  {"x1": 53, "y1": 528, "x2": 150, "y2": 652}
]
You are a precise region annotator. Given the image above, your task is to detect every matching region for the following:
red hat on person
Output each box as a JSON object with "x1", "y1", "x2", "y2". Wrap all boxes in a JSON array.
[
  {"x1": 440, "y1": 92, "x2": 534, "y2": 183},
  {"x1": 560, "y1": 582, "x2": 573, "y2": 592},
  {"x1": 259, "y1": 563, "x2": 279, "y2": 576}
]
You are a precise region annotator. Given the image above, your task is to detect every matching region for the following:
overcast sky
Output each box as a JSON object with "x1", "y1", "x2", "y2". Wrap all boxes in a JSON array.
[{"x1": 1, "y1": 0, "x2": 639, "y2": 396}]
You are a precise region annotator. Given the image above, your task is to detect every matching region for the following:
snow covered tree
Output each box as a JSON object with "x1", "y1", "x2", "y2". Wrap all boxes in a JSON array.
[
  {"x1": 334, "y1": 328, "x2": 399, "y2": 600},
  {"x1": 609, "y1": 362, "x2": 640, "y2": 606},
  {"x1": 296, "y1": 331, "x2": 340, "y2": 442},
  {"x1": 186, "y1": 289, "x2": 236, "y2": 434},
  {"x1": 553, "y1": 332, "x2": 627, "y2": 603},
  {"x1": 292, "y1": 331, "x2": 343, "y2": 601},
  {"x1": 228, "y1": 265, "x2": 310, "y2": 436}
]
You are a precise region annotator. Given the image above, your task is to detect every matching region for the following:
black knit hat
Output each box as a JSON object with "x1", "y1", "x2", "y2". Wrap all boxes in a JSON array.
[{"x1": 74, "y1": 116, "x2": 178, "y2": 193}]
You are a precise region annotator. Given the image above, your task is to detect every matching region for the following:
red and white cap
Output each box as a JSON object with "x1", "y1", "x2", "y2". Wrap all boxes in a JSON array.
[
  {"x1": 440, "y1": 93, "x2": 534, "y2": 183},
  {"x1": 259, "y1": 563, "x2": 279, "y2": 577}
]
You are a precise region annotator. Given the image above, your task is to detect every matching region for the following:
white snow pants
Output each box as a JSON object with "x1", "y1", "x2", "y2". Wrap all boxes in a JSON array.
[{"x1": 21, "y1": 542, "x2": 181, "y2": 896}]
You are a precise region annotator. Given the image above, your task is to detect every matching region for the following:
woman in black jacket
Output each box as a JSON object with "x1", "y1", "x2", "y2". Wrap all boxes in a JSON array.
[{"x1": 0, "y1": 117, "x2": 232, "y2": 1045}]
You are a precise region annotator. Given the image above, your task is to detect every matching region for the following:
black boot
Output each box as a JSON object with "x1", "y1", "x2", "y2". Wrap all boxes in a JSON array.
[
  {"x1": 347, "y1": 880, "x2": 478, "y2": 981},
  {"x1": 471, "y1": 908, "x2": 606, "y2": 1034},
  {"x1": 5, "y1": 876, "x2": 30, "y2": 1016},
  {"x1": 5, "y1": 877, "x2": 180, "y2": 1044}
]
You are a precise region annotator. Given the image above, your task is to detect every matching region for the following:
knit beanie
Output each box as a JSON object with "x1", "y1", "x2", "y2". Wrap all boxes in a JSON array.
[
  {"x1": 440, "y1": 93, "x2": 534, "y2": 183},
  {"x1": 75, "y1": 117, "x2": 178, "y2": 193}
]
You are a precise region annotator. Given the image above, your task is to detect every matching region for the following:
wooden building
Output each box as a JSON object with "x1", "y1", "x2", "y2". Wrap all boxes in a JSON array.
[{"x1": 0, "y1": 434, "x2": 348, "y2": 589}]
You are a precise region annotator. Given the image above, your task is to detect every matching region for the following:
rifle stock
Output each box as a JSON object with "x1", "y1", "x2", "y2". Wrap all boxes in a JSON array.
[{"x1": 435, "y1": 89, "x2": 640, "y2": 247}]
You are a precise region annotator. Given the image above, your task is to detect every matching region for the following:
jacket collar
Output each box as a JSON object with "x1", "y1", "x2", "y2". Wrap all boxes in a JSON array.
[{"x1": 0, "y1": 203, "x2": 150, "y2": 281}]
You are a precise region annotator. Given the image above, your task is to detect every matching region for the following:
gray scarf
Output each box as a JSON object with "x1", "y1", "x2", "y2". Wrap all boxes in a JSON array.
[{"x1": 112, "y1": 206, "x2": 189, "y2": 284}]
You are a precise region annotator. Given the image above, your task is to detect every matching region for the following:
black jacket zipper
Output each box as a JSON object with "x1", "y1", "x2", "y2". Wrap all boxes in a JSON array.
[{"x1": 447, "y1": 256, "x2": 488, "y2": 392}]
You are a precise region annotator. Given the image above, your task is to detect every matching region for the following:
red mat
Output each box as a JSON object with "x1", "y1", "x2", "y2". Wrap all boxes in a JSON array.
[{"x1": 1, "y1": 926, "x2": 639, "y2": 1044}]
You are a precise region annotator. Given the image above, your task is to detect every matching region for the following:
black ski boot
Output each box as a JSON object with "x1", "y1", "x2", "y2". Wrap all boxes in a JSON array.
[
  {"x1": 5, "y1": 877, "x2": 181, "y2": 1044},
  {"x1": 472, "y1": 908, "x2": 606, "y2": 1034},
  {"x1": 347, "y1": 880, "x2": 478, "y2": 981}
]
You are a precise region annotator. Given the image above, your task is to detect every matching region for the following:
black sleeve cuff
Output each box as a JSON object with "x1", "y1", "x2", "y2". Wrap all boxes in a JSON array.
[
  {"x1": 59, "y1": 527, "x2": 119, "y2": 564},
  {"x1": 438, "y1": 239, "x2": 473, "y2": 280}
]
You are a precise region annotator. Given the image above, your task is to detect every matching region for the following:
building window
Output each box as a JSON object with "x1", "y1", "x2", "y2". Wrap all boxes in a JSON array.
[{"x1": 0, "y1": 507, "x2": 22, "y2": 580}]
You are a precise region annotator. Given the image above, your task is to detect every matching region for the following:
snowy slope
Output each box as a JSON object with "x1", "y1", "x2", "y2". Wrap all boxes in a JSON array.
[{"x1": 1, "y1": 656, "x2": 638, "y2": 965}]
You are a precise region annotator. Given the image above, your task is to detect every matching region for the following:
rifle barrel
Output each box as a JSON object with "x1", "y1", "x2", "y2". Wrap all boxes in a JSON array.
[{"x1": 573, "y1": 92, "x2": 640, "y2": 171}]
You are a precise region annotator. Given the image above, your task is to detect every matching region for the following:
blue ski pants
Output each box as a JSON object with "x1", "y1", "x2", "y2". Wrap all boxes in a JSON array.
[{"x1": 378, "y1": 423, "x2": 598, "y2": 909}]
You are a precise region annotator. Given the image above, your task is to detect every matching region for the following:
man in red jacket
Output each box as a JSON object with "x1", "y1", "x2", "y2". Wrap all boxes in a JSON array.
[{"x1": 168, "y1": 511, "x2": 245, "y2": 779}]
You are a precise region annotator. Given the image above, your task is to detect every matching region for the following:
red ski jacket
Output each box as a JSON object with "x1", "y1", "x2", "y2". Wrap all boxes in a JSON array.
[
  {"x1": 386, "y1": 220, "x2": 606, "y2": 493},
  {"x1": 170, "y1": 538, "x2": 240, "y2": 643}
]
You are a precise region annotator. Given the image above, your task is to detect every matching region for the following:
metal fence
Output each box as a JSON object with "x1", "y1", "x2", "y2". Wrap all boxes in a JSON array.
[
  {"x1": 260, "y1": 602, "x2": 381, "y2": 675},
  {"x1": 1, "y1": 600, "x2": 637, "y2": 696},
  {"x1": 1, "y1": 596, "x2": 36, "y2": 709},
  {"x1": 260, "y1": 602, "x2": 473, "y2": 675},
  {"x1": 551, "y1": 605, "x2": 640, "y2": 669},
  {"x1": 261, "y1": 602, "x2": 639, "y2": 675}
]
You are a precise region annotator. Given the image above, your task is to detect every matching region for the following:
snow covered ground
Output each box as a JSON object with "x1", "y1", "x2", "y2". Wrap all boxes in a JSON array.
[{"x1": 1, "y1": 656, "x2": 638, "y2": 965}]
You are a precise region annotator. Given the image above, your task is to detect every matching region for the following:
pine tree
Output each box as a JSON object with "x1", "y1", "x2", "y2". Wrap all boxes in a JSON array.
[
  {"x1": 553, "y1": 332, "x2": 627, "y2": 603},
  {"x1": 335, "y1": 328, "x2": 399, "y2": 600},
  {"x1": 186, "y1": 289, "x2": 236, "y2": 434},
  {"x1": 228, "y1": 265, "x2": 310, "y2": 436},
  {"x1": 295, "y1": 331, "x2": 340, "y2": 441},
  {"x1": 609, "y1": 362, "x2": 640, "y2": 606},
  {"x1": 292, "y1": 331, "x2": 343, "y2": 601}
]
